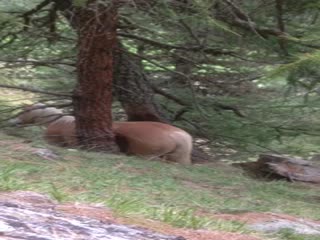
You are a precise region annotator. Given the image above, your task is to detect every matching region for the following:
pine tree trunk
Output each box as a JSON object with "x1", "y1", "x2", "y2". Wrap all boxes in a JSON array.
[
  {"x1": 72, "y1": 1, "x2": 119, "y2": 152},
  {"x1": 113, "y1": 48, "x2": 170, "y2": 123}
]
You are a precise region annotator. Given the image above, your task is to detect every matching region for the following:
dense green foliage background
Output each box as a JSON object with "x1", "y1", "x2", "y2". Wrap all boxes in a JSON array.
[{"x1": 1, "y1": 0, "x2": 320, "y2": 158}]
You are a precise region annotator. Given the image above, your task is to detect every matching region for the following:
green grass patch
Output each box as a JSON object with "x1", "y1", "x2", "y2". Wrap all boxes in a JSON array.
[
  {"x1": 0, "y1": 112, "x2": 318, "y2": 237},
  {"x1": 0, "y1": 131, "x2": 319, "y2": 239}
]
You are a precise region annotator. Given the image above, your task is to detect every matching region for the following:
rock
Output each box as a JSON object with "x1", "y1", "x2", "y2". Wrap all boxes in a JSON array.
[
  {"x1": 214, "y1": 212, "x2": 320, "y2": 236},
  {"x1": 250, "y1": 219, "x2": 320, "y2": 235},
  {"x1": 32, "y1": 148, "x2": 60, "y2": 160},
  {"x1": 0, "y1": 191, "x2": 56, "y2": 206},
  {"x1": 0, "y1": 139, "x2": 60, "y2": 161},
  {"x1": 0, "y1": 191, "x2": 185, "y2": 240}
]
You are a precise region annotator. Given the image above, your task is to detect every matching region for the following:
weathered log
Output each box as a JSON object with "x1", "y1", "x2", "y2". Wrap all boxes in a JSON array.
[
  {"x1": 0, "y1": 191, "x2": 185, "y2": 240},
  {"x1": 235, "y1": 154, "x2": 320, "y2": 183}
]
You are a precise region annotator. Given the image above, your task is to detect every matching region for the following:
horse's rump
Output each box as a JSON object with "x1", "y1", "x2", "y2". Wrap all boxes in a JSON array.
[
  {"x1": 113, "y1": 122, "x2": 192, "y2": 164},
  {"x1": 45, "y1": 116, "x2": 76, "y2": 146}
]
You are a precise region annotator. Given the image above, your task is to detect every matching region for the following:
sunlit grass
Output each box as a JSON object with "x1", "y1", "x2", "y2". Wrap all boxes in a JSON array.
[{"x1": 0, "y1": 131, "x2": 319, "y2": 236}]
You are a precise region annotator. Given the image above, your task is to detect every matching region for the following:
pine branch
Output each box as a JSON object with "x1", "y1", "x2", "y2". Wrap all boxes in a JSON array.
[
  {"x1": 22, "y1": 0, "x2": 53, "y2": 17},
  {"x1": 220, "y1": 0, "x2": 320, "y2": 49},
  {"x1": 151, "y1": 85, "x2": 189, "y2": 106},
  {"x1": 21, "y1": 0, "x2": 53, "y2": 30},
  {"x1": 0, "y1": 59, "x2": 75, "y2": 67},
  {"x1": 119, "y1": 33, "x2": 234, "y2": 55},
  {"x1": 0, "y1": 84, "x2": 71, "y2": 97},
  {"x1": 127, "y1": 50, "x2": 245, "y2": 118}
]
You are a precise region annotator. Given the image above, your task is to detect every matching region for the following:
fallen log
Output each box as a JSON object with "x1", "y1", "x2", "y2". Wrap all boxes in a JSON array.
[{"x1": 234, "y1": 154, "x2": 320, "y2": 183}]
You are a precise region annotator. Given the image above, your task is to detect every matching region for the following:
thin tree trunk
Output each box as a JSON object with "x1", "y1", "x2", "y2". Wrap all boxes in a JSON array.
[
  {"x1": 172, "y1": 50, "x2": 193, "y2": 85},
  {"x1": 275, "y1": 0, "x2": 288, "y2": 56},
  {"x1": 72, "y1": 1, "x2": 119, "y2": 152},
  {"x1": 113, "y1": 48, "x2": 170, "y2": 123}
]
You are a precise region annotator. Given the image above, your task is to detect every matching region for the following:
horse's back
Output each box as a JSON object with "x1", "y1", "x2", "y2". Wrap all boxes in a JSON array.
[{"x1": 113, "y1": 121, "x2": 186, "y2": 136}]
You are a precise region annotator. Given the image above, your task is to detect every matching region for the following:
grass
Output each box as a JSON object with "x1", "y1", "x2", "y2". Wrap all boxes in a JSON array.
[{"x1": 0, "y1": 130, "x2": 319, "y2": 240}]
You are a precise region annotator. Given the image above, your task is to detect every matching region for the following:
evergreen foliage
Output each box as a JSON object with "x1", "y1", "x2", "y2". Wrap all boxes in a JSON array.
[{"x1": 0, "y1": 0, "x2": 320, "y2": 157}]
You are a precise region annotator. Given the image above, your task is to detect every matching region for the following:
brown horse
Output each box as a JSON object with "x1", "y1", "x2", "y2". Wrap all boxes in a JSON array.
[{"x1": 9, "y1": 104, "x2": 192, "y2": 164}]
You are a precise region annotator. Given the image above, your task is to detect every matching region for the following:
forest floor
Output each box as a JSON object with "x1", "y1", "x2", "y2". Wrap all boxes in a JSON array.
[{"x1": 0, "y1": 129, "x2": 319, "y2": 240}]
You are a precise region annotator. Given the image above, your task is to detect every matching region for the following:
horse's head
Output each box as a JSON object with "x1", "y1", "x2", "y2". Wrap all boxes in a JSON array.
[{"x1": 9, "y1": 103, "x2": 62, "y2": 126}]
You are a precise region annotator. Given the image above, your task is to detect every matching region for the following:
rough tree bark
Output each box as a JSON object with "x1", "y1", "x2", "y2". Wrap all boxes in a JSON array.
[
  {"x1": 113, "y1": 48, "x2": 170, "y2": 123},
  {"x1": 72, "y1": 1, "x2": 119, "y2": 151}
]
